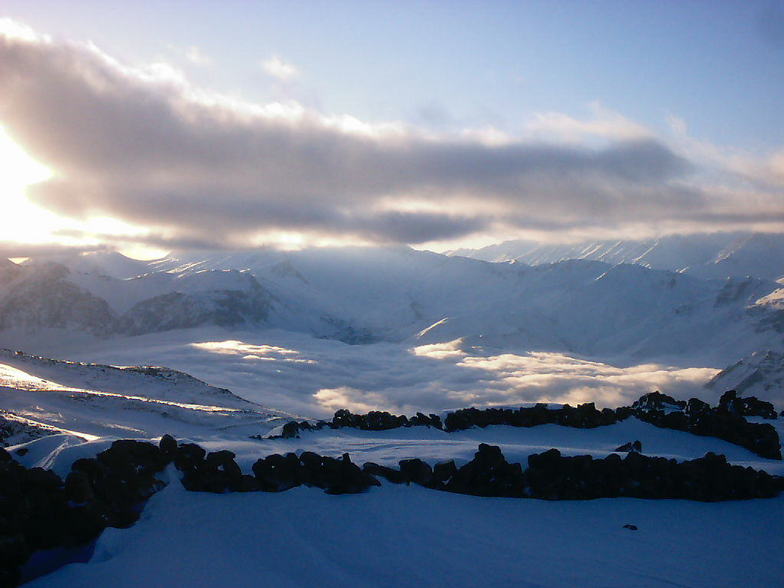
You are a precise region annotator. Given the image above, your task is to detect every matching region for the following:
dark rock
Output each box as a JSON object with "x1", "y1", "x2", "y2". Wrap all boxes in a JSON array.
[
  {"x1": 399, "y1": 459, "x2": 434, "y2": 487},
  {"x1": 614, "y1": 440, "x2": 642, "y2": 453},
  {"x1": 444, "y1": 403, "x2": 620, "y2": 432},
  {"x1": 159, "y1": 434, "x2": 177, "y2": 458},
  {"x1": 332, "y1": 409, "x2": 409, "y2": 431},
  {"x1": 523, "y1": 447, "x2": 783, "y2": 501},
  {"x1": 188, "y1": 450, "x2": 244, "y2": 493},
  {"x1": 64, "y1": 471, "x2": 94, "y2": 504},
  {"x1": 205, "y1": 450, "x2": 236, "y2": 467},
  {"x1": 718, "y1": 390, "x2": 740, "y2": 414},
  {"x1": 362, "y1": 462, "x2": 409, "y2": 484},
  {"x1": 281, "y1": 421, "x2": 300, "y2": 439},
  {"x1": 174, "y1": 443, "x2": 206, "y2": 472},
  {"x1": 716, "y1": 390, "x2": 776, "y2": 419},
  {"x1": 252, "y1": 453, "x2": 302, "y2": 492},
  {"x1": 320, "y1": 453, "x2": 380, "y2": 494},
  {"x1": 623, "y1": 524, "x2": 638, "y2": 531},
  {"x1": 632, "y1": 391, "x2": 686, "y2": 413},
  {"x1": 629, "y1": 391, "x2": 782, "y2": 460},
  {"x1": 686, "y1": 398, "x2": 711, "y2": 417},
  {"x1": 445, "y1": 444, "x2": 525, "y2": 497},
  {"x1": 432, "y1": 460, "x2": 458, "y2": 485}
]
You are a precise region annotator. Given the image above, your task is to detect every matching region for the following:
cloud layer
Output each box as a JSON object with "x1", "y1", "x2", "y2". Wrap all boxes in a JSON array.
[
  {"x1": 1, "y1": 21, "x2": 782, "y2": 249},
  {"x1": 36, "y1": 329, "x2": 720, "y2": 418}
]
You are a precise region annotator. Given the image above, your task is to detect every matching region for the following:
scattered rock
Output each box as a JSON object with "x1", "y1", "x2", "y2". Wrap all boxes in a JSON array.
[
  {"x1": 614, "y1": 441, "x2": 642, "y2": 453},
  {"x1": 444, "y1": 403, "x2": 620, "y2": 432},
  {"x1": 718, "y1": 390, "x2": 777, "y2": 419},
  {"x1": 632, "y1": 392, "x2": 686, "y2": 413},
  {"x1": 629, "y1": 391, "x2": 781, "y2": 460}
]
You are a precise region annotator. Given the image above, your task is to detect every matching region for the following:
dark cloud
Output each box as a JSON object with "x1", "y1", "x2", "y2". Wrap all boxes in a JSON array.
[{"x1": 0, "y1": 26, "x2": 779, "y2": 246}]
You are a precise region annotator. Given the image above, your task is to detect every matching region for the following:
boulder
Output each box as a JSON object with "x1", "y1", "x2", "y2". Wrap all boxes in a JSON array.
[
  {"x1": 614, "y1": 441, "x2": 642, "y2": 453},
  {"x1": 159, "y1": 434, "x2": 178, "y2": 458},
  {"x1": 362, "y1": 462, "x2": 409, "y2": 484},
  {"x1": 398, "y1": 459, "x2": 434, "y2": 487}
]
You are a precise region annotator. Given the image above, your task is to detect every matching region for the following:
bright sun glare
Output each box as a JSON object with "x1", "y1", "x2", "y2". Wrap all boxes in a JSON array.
[
  {"x1": 0, "y1": 127, "x2": 60, "y2": 245},
  {"x1": 0, "y1": 127, "x2": 169, "y2": 259}
]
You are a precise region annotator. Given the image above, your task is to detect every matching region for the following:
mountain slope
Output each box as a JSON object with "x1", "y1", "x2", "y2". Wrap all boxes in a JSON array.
[
  {"x1": 706, "y1": 350, "x2": 784, "y2": 400},
  {"x1": 0, "y1": 349, "x2": 291, "y2": 442},
  {"x1": 0, "y1": 261, "x2": 272, "y2": 337},
  {"x1": 450, "y1": 232, "x2": 784, "y2": 281},
  {"x1": 3, "y1": 246, "x2": 783, "y2": 365}
]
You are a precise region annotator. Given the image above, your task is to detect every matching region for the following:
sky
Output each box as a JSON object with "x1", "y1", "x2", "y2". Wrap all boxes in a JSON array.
[{"x1": 0, "y1": 1, "x2": 782, "y2": 258}]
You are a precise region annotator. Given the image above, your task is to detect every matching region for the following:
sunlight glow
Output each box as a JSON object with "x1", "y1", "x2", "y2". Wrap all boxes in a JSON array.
[
  {"x1": 0, "y1": 127, "x2": 61, "y2": 244},
  {"x1": 190, "y1": 340, "x2": 316, "y2": 364}
]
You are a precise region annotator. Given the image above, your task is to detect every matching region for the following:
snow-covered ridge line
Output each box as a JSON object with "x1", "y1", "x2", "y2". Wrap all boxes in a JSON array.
[
  {"x1": 4, "y1": 243, "x2": 784, "y2": 365},
  {"x1": 0, "y1": 350, "x2": 294, "y2": 444},
  {"x1": 0, "y1": 349, "x2": 254, "y2": 407},
  {"x1": 271, "y1": 390, "x2": 783, "y2": 460},
  {"x1": 448, "y1": 231, "x2": 784, "y2": 281}
]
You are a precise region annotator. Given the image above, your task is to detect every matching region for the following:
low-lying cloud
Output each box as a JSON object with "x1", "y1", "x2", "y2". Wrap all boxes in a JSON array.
[
  {"x1": 1, "y1": 20, "x2": 783, "y2": 249},
  {"x1": 40, "y1": 330, "x2": 723, "y2": 418}
]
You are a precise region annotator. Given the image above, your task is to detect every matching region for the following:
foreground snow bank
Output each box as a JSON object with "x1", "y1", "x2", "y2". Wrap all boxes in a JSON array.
[{"x1": 28, "y1": 481, "x2": 784, "y2": 588}]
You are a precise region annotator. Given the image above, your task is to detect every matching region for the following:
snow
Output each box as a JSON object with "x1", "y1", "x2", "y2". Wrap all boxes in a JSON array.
[
  {"x1": 2, "y1": 345, "x2": 782, "y2": 587},
  {"x1": 450, "y1": 232, "x2": 784, "y2": 282},
  {"x1": 706, "y1": 350, "x2": 784, "y2": 399},
  {"x1": 0, "y1": 350, "x2": 291, "y2": 441},
  {"x1": 4, "y1": 241, "x2": 784, "y2": 586},
  {"x1": 4, "y1": 243, "x2": 784, "y2": 409},
  {"x1": 24, "y1": 243, "x2": 778, "y2": 363},
  {"x1": 18, "y1": 419, "x2": 784, "y2": 588},
  {"x1": 22, "y1": 480, "x2": 784, "y2": 588}
]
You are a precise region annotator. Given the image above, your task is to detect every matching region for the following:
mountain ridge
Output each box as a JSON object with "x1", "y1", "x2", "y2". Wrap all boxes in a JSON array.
[{"x1": 448, "y1": 232, "x2": 784, "y2": 281}]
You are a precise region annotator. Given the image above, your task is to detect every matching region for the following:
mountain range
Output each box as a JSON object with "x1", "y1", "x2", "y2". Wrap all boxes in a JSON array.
[
  {"x1": 449, "y1": 231, "x2": 784, "y2": 281},
  {"x1": 0, "y1": 231, "x2": 782, "y2": 415}
]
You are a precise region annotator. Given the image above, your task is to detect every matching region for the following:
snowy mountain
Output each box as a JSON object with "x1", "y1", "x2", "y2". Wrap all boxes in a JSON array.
[
  {"x1": 2, "y1": 243, "x2": 784, "y2": 417},
  {"x1": 0, "y1": 260, "x2": 271, "y2": 336},
  {"x1": 706, "y1": 350, "x2": 784, "y2": 399},
  {"x1": 449, "y1": 232, "x2": 784, "y2": 281},
  {"x1": 96, "y1": 246, "x2": 784, "y2": 361}
]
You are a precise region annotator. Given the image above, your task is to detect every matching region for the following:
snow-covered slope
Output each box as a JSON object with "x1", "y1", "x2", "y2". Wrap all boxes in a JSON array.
[
  {"x1": 3, "y1": 244, "x2": 783, "y2": 416},
  {"x1": 142, "y1": 247, "x2": 784, "y2": 362},
  {"x1": 450, "y1": 232, "x2": 784, "y2": 281},
  {"x1": 706, "y1": 350, "x2": 784, "y2": 399},
  {"x1": 11, "y1": 406, "x2": 784, "y2": 588},
  {"x1": 0, "y1": 260, "x2": 272, "y2": 336},
  {"x1": 10, "y1": 244, "x2": 782, "y2": 362},
  {"x1": 0, "y1": 350, "x2": 291, "y2": 443}
]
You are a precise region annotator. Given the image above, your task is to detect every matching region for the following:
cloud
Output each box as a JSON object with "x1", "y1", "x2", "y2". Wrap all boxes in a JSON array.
[
  {"x1": 0, "y1": 21, "x2": 782, "y2": 249},
  {"x1": 183, "y1": 46, "x2": 212, "y2": 67},
  {"x1": 261, "y1": 55, "x2": 299, "y2": 80},
  {"x1": 0, "y1": 241, "x2": 107, "y2": 259},
  {"x1": 313, "y1": 387, "x2": 386, "y2": 413},
  {"x1": 64, "y1": 329, "x2": 724, "y2": 419},
  {"x1": 523, "y1": 102, "x2": 652, "y2": 144}
]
